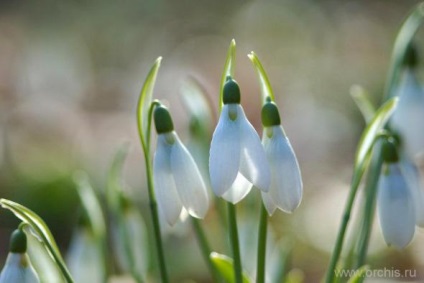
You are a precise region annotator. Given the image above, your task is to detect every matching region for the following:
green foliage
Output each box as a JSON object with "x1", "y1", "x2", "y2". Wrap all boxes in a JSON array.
[
  {"x1": 248, "y1": 52, "x2": 276, "y2": 103},
  {"x1": 219, "y1": 39, "x2": 236, "y2": 112},
  {"x1": 210, "y1": 252, "x2": 251, "y2": 283}
]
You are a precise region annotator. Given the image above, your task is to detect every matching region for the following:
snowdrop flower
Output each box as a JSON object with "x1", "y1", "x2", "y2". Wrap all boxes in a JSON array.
[
  {"x1": 260, "y1": 98, "x2": 303, "y2": 215},
  {"x1": 400, "y1": 156, "x2": 424, "y2": 228},
  {"x1": 390, "y1": 45, "x2": 424, "y2": 158},
  {"x1": 209, "y1": 78, "x2": 270, "y2": 203},
  {"x1": 377, "y1": 139, "x2": 415, "y2": 249},
  {"x1": 0, "y1": 228, "x2": 39, "y2": 283},
  {"x1": 153, "y1": 104, "x2": 209, "y2": 226}
]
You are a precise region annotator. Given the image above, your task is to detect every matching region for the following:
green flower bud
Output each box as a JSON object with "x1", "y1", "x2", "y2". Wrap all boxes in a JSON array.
[
  {"x1": 9, "y1": 229, "x2": 27, "y2": 253},
  {"x1": 403, "y1": 43, "x2": 419, "y2": 69},
  {"x1": 223, "y1": 77, "x2": 241, "y2": 104},
  {"x1": 261, "y1": 97, "x2": 281, "y2": 127},
  {"x1": 381, "y1": 138, "x2": 399, "y2": 163},
  {"x1": 154, "y1": 105, "x2": 174, "y2": 134}
]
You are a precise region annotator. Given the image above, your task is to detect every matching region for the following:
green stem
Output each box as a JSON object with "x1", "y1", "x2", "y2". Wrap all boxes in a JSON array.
[
  {"x1": 137, "y1": 102, "x2": 169, "y2": 283},
  {"x1": 191, "y1": 218, "x2": 221, "y2": 282},
  {"x1": 355, "y1": 152, "x2": 384, "y2": 268},
  {"x1": 256, "y1": 203, "x2": 268, "y2": 283},
  {"x1": 325, "y1": 172, "x2": 362, "y2": 283},
  {"x1": 227, "y1": 203, "x2": 243, "y2": 283}
]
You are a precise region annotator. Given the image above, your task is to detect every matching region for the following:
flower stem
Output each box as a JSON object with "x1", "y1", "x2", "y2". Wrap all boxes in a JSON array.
[
  {"x1": 227, "y1": 202, "x2": 243, "y2": 283},
  {"x1": 355, "y1": 151, "x2": 384, "y2": 268},
  {"x1": 191, "y1": 218, "x2": 221, "y2": 282},
  {"x1": 137, "y1": 101, "x2": 169, "y2": 283},
  {"x1": 256, "y1": 203, "x2": 268, "y2": 283},
  {"x1": 325, "y1": 172, "x2": 362, "y2": 283}
]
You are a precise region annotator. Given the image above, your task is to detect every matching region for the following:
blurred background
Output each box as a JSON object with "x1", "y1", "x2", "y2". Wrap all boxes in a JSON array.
[{"x1": 0, "y1": 0, "x2": 424, "y2": 282}]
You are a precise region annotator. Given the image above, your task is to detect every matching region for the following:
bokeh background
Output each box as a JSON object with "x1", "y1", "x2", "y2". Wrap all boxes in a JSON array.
[{"x1": 0, "y1": 0, "x2": 424, "y2": 282}]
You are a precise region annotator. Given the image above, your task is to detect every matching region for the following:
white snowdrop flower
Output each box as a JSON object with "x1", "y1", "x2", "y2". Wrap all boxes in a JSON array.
[
  {"x1": 377, "y1": 139, "x2": 416, "y2": 249},
  {"x1": 390, "y1": 45, "x2": 424, "y2": 158},
  {"x1": 153, "y1": 104, "x2": 209, "y2": 226},
  {"x1": 0, "y1": 229, "x2": 39, "y2": 283},
  {"x1": 400, "y1": 156, "x2": 424, "y2": 228},
  {"x1": 209, "y1": 78, "x2": 271, "y2": 203},
  {"x1": 260, "y1": 98, "x2": 303, "y2": 215}
]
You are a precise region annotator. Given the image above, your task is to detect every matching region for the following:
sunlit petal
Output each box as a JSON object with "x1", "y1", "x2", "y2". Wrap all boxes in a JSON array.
[
  {"x1": 0, "y1": 253, "x2": 39, "y2": 283},
  {"x1": 400, "y1": 158, "x2": 424, "y2": 227},
  {"x1": 263, "y1": 126, "x2": 302, "y2": 213},
  {"x1": 171, "y1": 134, "x2": 209, "y2": 219},
  {"x1": 378, "y1": 164, "x2": 415, "y2": 248},
  {"x1": 209, "y1": 104, "x2": 241, "y2": 196},
  {"x1": 238, "y1": 105, "x2": 271, "y2": 192},
  {"x1": 391, "y1": 70, "x2": 424, "y2": 157},
  {"x1": 261, "y1": 191, "x2": 277, "y2": 216},
  {"x1": 154, "y1": 134, "x2": 183, "y2": 225},
  {"x1": 221, "y1": 172, "x2": 252, "y2": 204}
]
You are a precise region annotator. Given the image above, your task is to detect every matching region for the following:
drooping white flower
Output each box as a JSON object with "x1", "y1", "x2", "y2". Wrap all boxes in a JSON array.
[
  {"x1": 400, "y1": 157, "x2": 424, "y2": 228},
  {"x1": 260, "y1": 99, "x2": 303, "y2": 215},
  {"x1": 0, "y1": 229, "x2": 39, "y2": 283},
  {"x1": 153, "y1": 104, "x2": 209, "y2": 226},
  {"x1": 377, "y1": 140, "x2": 415, "y2": 249},
  {"x1": 390, "y1": 46, "x2": 424, "y2": 158},
  {"x1": 209, "y1": 78, "x2": 271, "y2": 203}
]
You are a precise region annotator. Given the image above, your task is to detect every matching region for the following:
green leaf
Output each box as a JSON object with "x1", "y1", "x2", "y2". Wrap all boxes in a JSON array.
[
  {"x1": 210, "y1": 252, "x2": 251, "y2": 283},
  {"x1": 354, "y1": 97, "x2": 398, "y2": 177},
  {"x1": 248, "y1": 51, "x2": 276, "y2": 103},
  {"x1": 384, "y1": 2, "x2": 424, "y2": 99},
  {"x1": 23, "y1": 224, "x2": 65, "y2": 283},
  {"x1": 136, "y1": 57, "x2": 162, "y2": 143},
  {"x1": 350, "y1": 85, "x2": 376, "y2": 124},
  {"x1": 73, "y1": 172, "x2": 106, "y2": 240},
  {"x1": 219, "y1": 39, "x2": 236, "y2": 112},
  {"x1": 106, "y1": 145, "x2": 148, "y2": 283},
  {"x1": 347, "y1": 265, "x2": 369, "y2": 283},
  {"x1": 0, "y1": 199, "x2": 74, "y2": 282}
]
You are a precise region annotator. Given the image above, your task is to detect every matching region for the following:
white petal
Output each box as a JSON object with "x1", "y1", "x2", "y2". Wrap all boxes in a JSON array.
[
  {"x1": 263, "y1": 126, "x2": 303, "y2": 213},
  {"x1": 221, "y1": 172, "x2": 252, "y2": 204},
  {"x1": 400, "y1": 158, "x2": 424, "y2": 227},
  {"x1": 209, "y1": 104, "x2": 241, "y2": 196},
  {"x1": 390, "y1": 69, "x2": 424, "y2": 157},
  {"x1": 170, "y1": 134, "x2": 209, "y2": 219},
  {"x1": 377, "y1": 164, "x2": 415, "y2": 249},
  {"x1": 0, "y1": 253, "x2": 39, "y2": 283},
  {"x1": 154, "y1": 134, "x2": 183, "y2": 226},
  {"x1": 261, "y1": 191, "x2": 277, "y2": 216},
  {"x1": 237, "y1": 105, "x2": 271, "y2": 192}
]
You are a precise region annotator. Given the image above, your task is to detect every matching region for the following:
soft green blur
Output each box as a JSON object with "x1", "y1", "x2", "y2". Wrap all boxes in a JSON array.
[{"x1": 0, "y1": 0, "x2": 423, "y2": 282}]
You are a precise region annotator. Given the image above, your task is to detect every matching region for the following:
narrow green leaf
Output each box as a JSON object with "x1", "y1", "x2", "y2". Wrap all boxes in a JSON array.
[
  {"x1": 73, "y1": 172, "x2": 106, "y2": 240},
  {"x1": 354, "y1": 97, "x2": 398, "y2": 176},
  {"x1": 0, "y1": 198, "x2": 74, "y2": 282},
  {"x1": 350, "y1": 85, "x2": 376, "y2": 124},
  {"x1": 384, "y1": 2, "x2": 424, "y2": 99},
  {"x1": 136, "y1": 57, "x2": 162, "y2": 143},
  {"x1": 107, "y1": 144, "x2": 130, "y2": 212},
  {"x1": 219, "y1": 39, "x2": 236, "y2": 112},
  {"x1": 248, "y1": 51, "x2": 275, "y2": 103},
  {"x1": 347, "y1": 265, "x2": 369, "y2": 283},
  {"x1": 210, "y1": 252, "x2": 251, "y2": 283},
  {"x1": 23, "y1": 224, "x2": 65, "y2": 283}
]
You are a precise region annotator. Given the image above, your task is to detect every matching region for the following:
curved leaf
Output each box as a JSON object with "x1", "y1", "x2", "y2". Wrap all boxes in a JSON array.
[
  {"x1": 73, "y1": 172, "x2": 106, "y2": 240},
  {"x1": 210, "y1": 252, "x2": 251, "y2": 283},
  {"x1": 136, "y1": 57, "x2": 162, "y2": 143},
  {"x1": 350, "y1": 85, "x2": 375, "y2": 124},
  {"x1": 0, "y1": 198, "x2": 74, "y2": 282},
  {"x1": 248, "y1": 51, "x2": 276, "y2": 103},
  {"x1": 384, "y1": 2, "x2": 424, "y2": 99},
  {"x1": 219, "y1": 39, "x2": 236, "y2": 112},
  {"x1": 354, "y1": 97, "x2": 398, "y2": 176}
]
